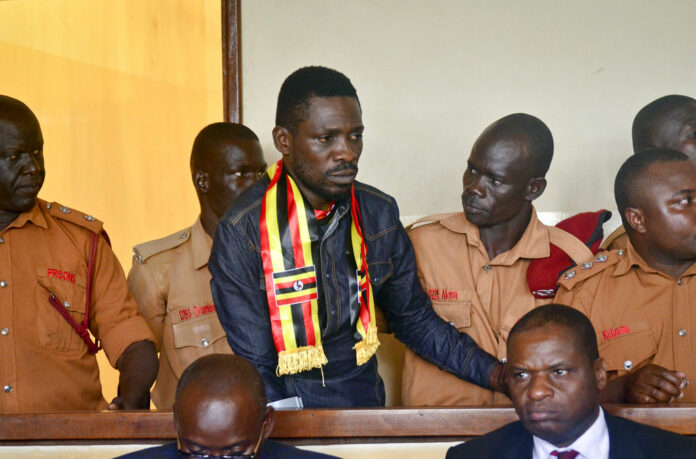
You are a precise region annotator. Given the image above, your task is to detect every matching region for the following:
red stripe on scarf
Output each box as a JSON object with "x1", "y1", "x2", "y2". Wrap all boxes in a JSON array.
[
  {"x1": 286, "y1": 178, "x2": 306, "y2": 267},
  {"x1": 351, "y1": 185, "x2": 372, "y2": 332}
]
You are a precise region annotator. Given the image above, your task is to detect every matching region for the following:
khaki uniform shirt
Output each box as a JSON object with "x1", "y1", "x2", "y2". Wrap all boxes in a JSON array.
[
  {"x1": 128, "y1": 219, "x2": 232, "y2": 409},
  {"x1": 555, "y1": 243, "x2": 696, "y2": 401},
  {"x1": 0, "y1": 200, "x2": 154, "y2": 412},
  {"x1": 403, "y1": 209, "x2": 589, "y2": 406}
]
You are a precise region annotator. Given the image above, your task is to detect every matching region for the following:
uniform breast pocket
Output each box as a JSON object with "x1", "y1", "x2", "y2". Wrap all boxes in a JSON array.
[
  {"x1": 170, "y1": 313, "x2": 230, "y2": 376},
  {"x1": 36, "y1": 267, "x2": 87, "y2": 353},
  {"x1": 431, "y1": 292, "x2": 473, "y2": 331},
  {"x1": 598, "y1": 321, "x2": 658, "y2": 377}
]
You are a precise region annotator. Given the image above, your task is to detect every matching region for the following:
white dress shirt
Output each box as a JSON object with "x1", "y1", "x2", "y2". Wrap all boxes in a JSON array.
[{"x1": 532, "y1": 407, "x2": 610, "y2": 459}]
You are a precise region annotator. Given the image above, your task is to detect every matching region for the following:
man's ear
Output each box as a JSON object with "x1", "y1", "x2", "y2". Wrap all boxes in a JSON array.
[
  {"x1": 525, "y1": 177, "x2": 547, "y2": 201},
  {"x1": 594, "y1": 357, "x2": 607, "y2": 391},
  {"x1": 193, "y1": 170, "x2": 209, "y2": 194},
  {"x1": 272, "y1": 126, "x2": 292, "y2": 159},
  {"x1": 261, "y1": 406, "x2": 275, "y2": 441},
  {"x1": 624, "y1": 207, "x2": 646, "y2": 234}
]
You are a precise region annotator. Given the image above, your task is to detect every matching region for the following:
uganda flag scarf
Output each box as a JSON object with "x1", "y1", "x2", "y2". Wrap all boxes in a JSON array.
[{"x1": 260, "y1": 160, "x2": 379, "y2": 376}]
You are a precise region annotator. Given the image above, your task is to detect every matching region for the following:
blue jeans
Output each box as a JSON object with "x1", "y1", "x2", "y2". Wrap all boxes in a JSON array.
[{"x1": 283, "y1": 356, "x2": 386, "y2": 408}]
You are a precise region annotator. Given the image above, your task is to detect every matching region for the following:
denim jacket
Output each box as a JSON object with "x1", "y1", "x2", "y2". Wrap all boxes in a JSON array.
[{"x1": 209, "y1": 177, "x2": 498, "y2": 406}]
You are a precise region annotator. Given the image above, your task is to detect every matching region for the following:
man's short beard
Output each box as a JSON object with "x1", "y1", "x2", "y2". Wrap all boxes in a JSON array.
[{"x1": 292, "y1": 162, "x2": 353, "y2": 203}]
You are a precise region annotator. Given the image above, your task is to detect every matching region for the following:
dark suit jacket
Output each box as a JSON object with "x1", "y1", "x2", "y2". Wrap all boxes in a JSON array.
[
  {"x1": 115, "y1": 439, "x2": 339, "y2": 458},
  {"x1": 446, "y1": 412, "x2": 696, "y2": 459}
]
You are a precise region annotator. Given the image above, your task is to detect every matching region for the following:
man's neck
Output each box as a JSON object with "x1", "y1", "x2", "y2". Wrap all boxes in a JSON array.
[
  {"x1": 478, "y1": 206, "x2": 532, "y2": 260},
  {"x1": 199, "y1": 208, "x2": 219, "y2": 239},
  {"x1": 632, "y1": 238, "x2": 696, "y2": 279},
  {"x1": 0, "y1": 209, "x2": 20, "y2": 232}
]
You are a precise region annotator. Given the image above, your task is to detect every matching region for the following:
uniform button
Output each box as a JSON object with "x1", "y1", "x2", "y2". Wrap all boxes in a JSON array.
[
  {"x1": 59, "y1": 206, "x2": 71, "y2": 214},
  {"x1": 200, "y1": 338, "x2": 210, "y2": 348},
  {"x1": 326, "y1": 273, "x2": 331, "y2": 279},
  {"x1": 679, "y1": 329, "x2": 687, "y2": 337},
  {"x1": 677, "y1": 279, "x2": 683, "y2": 286},
  {"x1": 0, "y1": 236, "x2": 4, "y2": 244},
  {"x1": 0, "y1": 280, "x2": 6, "y2": 288},
  {"x1": 0, "y1": 328, "x2": 8, "y2": 336},
  {"x1": 84, "y1": 215, "x2": 95, "y2": 222},
  {"x1": 3, "y1": 385, "x2": 12, "y2": 393},
  {"x1": 623, "y1": 360, "x2": 633, "y2": 370},
  {"x1": 501, "y1": 358, "x2": 508, "y2": 364},
  {"x1": 179, "y1": 232, "x2": 187, "y2": 239},
  {"x1": 483, "y1": 265, "x2": 492, "y2": 272},
  {"x1": 448, "y1": 321, "x2": 455, "y2": 327},
  {"x1": 63, "y1": 301, "x2": 70, "y2": 309},
  {"x1": 684, "y1": 379, "x2": 690, "y2": 388}
]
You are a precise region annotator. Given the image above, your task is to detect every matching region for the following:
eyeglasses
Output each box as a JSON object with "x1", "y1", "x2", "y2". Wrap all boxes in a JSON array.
[{"x1": 177, "y1": 427, "x2": 263, "y2": 459}]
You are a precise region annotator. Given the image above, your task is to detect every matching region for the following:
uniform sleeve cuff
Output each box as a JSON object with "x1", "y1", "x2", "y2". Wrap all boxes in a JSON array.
[
  {"x1": 464, "y1": 348, "x2": 501, "y2": 389},
  {"x1": 100, "y1": 315, "x2": 156, "y2": 367}
]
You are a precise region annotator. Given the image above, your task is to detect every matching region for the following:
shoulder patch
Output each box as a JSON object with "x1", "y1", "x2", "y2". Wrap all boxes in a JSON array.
[
  {"x1": 47, "y1": 201, "x2": 103, "y2": 234},
  {"x1": 405, "y1": 212, "x2": 459, "y2": 231},
  {"x1": 557, "y1": 250, "x2": 622, "y2": 290},
  {"x1": 132, "y1": 227, "x2": 192, "y2": 264}
]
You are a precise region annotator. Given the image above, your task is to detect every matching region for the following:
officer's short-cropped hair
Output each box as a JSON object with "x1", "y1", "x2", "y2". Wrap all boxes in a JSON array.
[
  {"x1": 632, "y1": 95, "x2": 696, "y2": 153},
  {"x1": 275, "y1": 66, "x2": 360, "y2": 134},
  {"x1": 614, "y1": 148, "x2": 689, "y2": 224},
  {"x1": 508, "y1": 304, "x2": 599, "y2": 363}
]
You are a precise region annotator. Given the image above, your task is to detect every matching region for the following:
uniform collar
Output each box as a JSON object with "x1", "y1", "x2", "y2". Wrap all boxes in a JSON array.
[
  {"x1": 440, "y1": 207, "x2": 550, "y2": 264},
  {"x1": 614, "y1": 241, "x2": 696, "y2": 278},
  {"x1": 2, "y1": 198, "x2": 48, "y2": 232},
  {"x1": 191, "y1": 217, "x2": 213, "y2": 270}
]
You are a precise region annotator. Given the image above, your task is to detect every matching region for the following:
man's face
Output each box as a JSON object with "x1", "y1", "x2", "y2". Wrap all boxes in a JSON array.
[
  {"x1": 633, "y1": 160, "x2": 696, "y2": 261},
  {"x1": 176, "y1": 388, "x2": 268, "y2": 457},
  {"x1": 0, "y1": 116, "x2": 45, "y2": 214},
  {"x1": 279, "y1": 96, "x2": 363, "y2": 209},
  {"x1": 205, "y1": 139, "x2": 266, "y2": 218},
  {"x1": 507, "y1": 324, "x2": 604, "y2": 447},
  {"x1": 663, "y1": 103, "x2": 696, "y2": 161},
  {"x1": 462, "y1": 133, "x2": 536, "y2": 227}
]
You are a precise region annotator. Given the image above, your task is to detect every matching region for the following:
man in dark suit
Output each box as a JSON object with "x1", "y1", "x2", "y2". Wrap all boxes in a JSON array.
[
  {"x1": 118, "y1": 354, "x2": 336, "y2": 458},
  {"x1": 447, "y1": 304, "x2": 696, "y2": 459}
]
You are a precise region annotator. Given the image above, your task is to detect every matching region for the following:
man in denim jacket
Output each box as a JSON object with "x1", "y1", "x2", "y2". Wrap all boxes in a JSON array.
[{"x1": 209, "y1": 66, "x2": 504, "y2": 407}]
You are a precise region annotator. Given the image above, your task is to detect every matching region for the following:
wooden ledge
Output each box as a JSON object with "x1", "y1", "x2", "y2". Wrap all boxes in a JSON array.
[{"x1": 0, "y1": 404, "x2": 694, "y2": 442}]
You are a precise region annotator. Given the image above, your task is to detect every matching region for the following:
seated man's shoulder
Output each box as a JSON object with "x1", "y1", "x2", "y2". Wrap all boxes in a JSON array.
[
  {"x1": 132, "y1": 226, "x2": 192, "y2": 266},
  {"x1": 263, "y1": 439, "x2": 340, "y2": 458},
  {"x1": 44, "y1": 200, "x2": 104, "y2": 235},
  {"x1": 406, "y1": 212, "x2": 462, "y2": 237},
  {"x1": 446, "y1": 421, "x2": 529, "y2": 459},
  {"x1": 607, "y1": 413, "x2": 696, "y2": 456},
  {"x1": 556, "y1": 250, "x2": 624, "y2": 292},
  {"x1": 115, "y1": 441, "x2": 177, "y2": 458}
]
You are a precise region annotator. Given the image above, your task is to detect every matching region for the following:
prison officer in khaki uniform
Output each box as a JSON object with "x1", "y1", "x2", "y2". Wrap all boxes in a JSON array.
[
  {"x1": 556, "y1": 149, "x2": 695, "y2": 404},
  {"x1": 128, "y1": 123, "x2": 266, "y2": 408},
  {"x1": 403, "y1": 114, "x2": 594, "y2": 406},
  {"x1": 604, "y1": 95, "x2": 696, "y2": 250},
  {"x1": 0, "y1": 95, "x2": 157, "y2": 412}
]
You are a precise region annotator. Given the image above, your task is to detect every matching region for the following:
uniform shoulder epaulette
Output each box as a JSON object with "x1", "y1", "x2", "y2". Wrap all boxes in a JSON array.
[
  {"x1": 132, "y1": 227, "x2": 192, "y2": 264},
  {"x1": 405, "y1": 212, "x2": 459, "y2": 231},
  {"x1": 46, "y1": 201, "x2": 104, "y2": 234},
  {"x1": 600, "y1": 225, "x2": 627, "y2": 249},
  {"x1": 557, "y1": 249, "x2": 624, "y2": 290}
]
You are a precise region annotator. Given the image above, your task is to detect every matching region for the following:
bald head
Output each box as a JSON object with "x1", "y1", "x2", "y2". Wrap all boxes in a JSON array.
[
  {"x1": 0, "y1": 96, "x2": 45, "y2": 224},
  {"x1": 190, "y1": 123, "x2": 266, "y2": 236},
  {"x1": 174, "y1": 355, "x2": 273, "y2": 456},
  {"x1": 477, "y1": 113, "x2": 554, "y2": 177},
  {"x1": 632, "y1": 95, "x2": 696, "y2": 160}
]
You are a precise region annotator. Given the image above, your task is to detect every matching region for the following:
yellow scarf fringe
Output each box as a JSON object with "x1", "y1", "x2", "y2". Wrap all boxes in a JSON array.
[
  {"x1": 276, "y1": 345, "x2": 328, "y2": 376},
  {"x1": 353, "y1": 324, "x2": 380, "y2": 366}
]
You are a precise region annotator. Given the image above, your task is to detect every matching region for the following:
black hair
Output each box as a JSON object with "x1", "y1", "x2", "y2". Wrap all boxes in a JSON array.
[
  {"x1": 508, "y1": 304, "x2": 598, "y2": 363},
  {"x1": 484, "y1": 113, "x2": 554, "y2": 176},
  {"x1": 275, "y1": 66, "x2": 359, "y2": 133}
]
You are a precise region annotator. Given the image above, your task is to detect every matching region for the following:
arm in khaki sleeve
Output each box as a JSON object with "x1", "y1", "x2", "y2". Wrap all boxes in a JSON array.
[
  {"x1": 87, "y1": 234, "x2": 157, "y2": 409},
  {"x1": 127, "y1": 259, "x2": 166, "y2": 350}
]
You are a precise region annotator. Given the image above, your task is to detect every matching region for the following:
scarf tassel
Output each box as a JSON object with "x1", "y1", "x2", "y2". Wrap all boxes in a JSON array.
[
  {"x1": 277, "y1": 345, "x2": 329, "y2": 376},
  {"x1": 353, "y1": 324, "x2": 380, "y2": 366}
]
